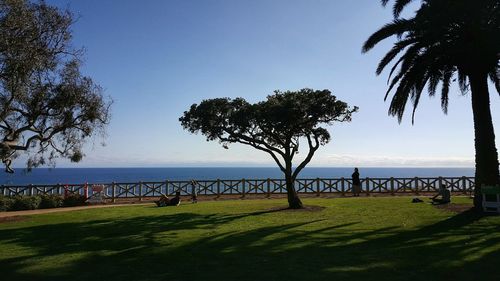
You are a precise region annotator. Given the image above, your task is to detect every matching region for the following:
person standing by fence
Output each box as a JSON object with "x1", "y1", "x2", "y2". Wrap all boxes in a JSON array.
[
  {"x1": 352, "y1": 168, "x2": 361, "y2": 197},
  {"x1": 191, "y1": 180, "x2": 198, "y2": 203}
]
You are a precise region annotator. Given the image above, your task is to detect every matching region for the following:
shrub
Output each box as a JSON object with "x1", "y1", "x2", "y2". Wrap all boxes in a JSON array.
[
  {"x1": 39, "y1": 194, "x2": 64, "y2": 209},
  {"x1": 11, "y1": 195, "x2": 42, "y2": 211},
  {"x1": 0, "y1": 196, "x2": 14, "y2": 211},
  {"x1": 63, "y1": 193, "x2": 87, "y2": 207}
]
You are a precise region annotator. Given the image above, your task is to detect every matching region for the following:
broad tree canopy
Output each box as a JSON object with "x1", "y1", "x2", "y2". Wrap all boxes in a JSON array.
[
  {"x1": 180, "y1": 89, "x2": 357, "y2": 208},
  {"x1": 0, "y1": 0, "x2": 111, "y2": 172}
]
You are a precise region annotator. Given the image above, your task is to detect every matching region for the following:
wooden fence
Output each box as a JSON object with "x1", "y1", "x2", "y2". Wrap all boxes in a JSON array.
[{"x1": 0, "y1": 176, "x2": 475, "y2": 202}]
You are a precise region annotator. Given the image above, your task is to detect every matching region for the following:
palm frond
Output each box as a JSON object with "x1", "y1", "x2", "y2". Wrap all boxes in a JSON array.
[
  {"x1": 393, "y1": 0, "x2": 415, "y2": 18},
  {"x1": 458, "y1": 70, "x2": 469, "y2": 94},
  {"x1": 440, "y1": 68, "x2": 453, "y2": 114},
  {"x1": 376, "y1": 38, "x2": 416, "y2": 75},
  {"x1": 362, "y1": 19, "x2": 413, "y2": 53}
]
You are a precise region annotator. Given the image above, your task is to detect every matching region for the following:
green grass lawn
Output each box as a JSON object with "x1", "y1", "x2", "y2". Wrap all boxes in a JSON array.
[{"x1": 0, "y1": 197, "x2": 499, "y2": 281}]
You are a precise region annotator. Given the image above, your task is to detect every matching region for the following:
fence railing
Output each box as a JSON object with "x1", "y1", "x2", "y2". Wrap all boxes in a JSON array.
[{"x1": 0, "y1": 176, "x2": 475, "y2": 202}]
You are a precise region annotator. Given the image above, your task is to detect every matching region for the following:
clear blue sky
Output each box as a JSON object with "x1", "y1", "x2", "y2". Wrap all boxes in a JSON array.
[{"x1": 28, "y1": 0, "x2": 499, "y2": 168}]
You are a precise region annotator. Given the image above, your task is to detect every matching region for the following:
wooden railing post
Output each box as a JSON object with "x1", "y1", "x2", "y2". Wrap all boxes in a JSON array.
[
  {"x1": 111, "y1": 182, "x2": 116, "y2": 203},
  {"x1": 316, "y1": 178, "x2": 321, "y2": 196},
  {"x1": 266, "y1": 178, "x2": 271, "y2": 198},
  {"x1": 414, "y1": 177, "x2": 419, "y2": 195},
  {"x1": 438, "y1": 177, "x2": 443, "y2": 190},
  {"x1": 390, "y1": 177, "x2": 395, "y2": 195},
  {"x1": 365, "y1": 177, "x2": 369, "y2": 196},
  {"x1": 241, "y1": 178, "x2": 246, "y2": 198},
  {"x1": 1, "y1": 185, "x2": 4, "y2": 196},
  {"x1": 139, "y1": 181, "x2": 143, "y2": 201},
  {"x1": 341, "y1": 177, "x2": 345, "y2": 195},
  {"x1": 216, "y1": 179, "x2": 221, "y2": 199},
  {"x1": 462, "y1": 176, "x2": 467, "y2": 194},
  {"x1": 28, "y1": 184, "x2": 33, "y2": 196}
]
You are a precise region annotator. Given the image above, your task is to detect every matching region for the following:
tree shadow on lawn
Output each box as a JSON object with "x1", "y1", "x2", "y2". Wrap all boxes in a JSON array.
[{"x1": 0, "y1": 208, "x2": 498, "y2": 281}]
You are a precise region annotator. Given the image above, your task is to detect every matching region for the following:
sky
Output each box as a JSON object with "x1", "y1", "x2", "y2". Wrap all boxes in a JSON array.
[{"x1": 18, "y1": 0, "x2": 499, "y2": 168}]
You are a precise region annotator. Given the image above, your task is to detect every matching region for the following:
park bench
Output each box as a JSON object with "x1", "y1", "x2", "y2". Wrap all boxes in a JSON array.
[{"x1": 482, "y1": 185, "x2": 500, "y2": 213}]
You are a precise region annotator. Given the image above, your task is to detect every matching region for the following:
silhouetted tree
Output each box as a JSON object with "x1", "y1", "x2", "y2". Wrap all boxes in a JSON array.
[
  {"x1": 0, "y1": 0, "x2": 111, "y2": 173},
  {"x1": 180, "y1": 89, "x2": 357, "y2": 209},
  {"x1": 363, "y1": 0, "x2": 500, "y2": 208}
]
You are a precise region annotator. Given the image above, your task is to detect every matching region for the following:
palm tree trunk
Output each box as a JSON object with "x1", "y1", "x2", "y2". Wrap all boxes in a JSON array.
[{"x1": 469, "y1": 71, "x2": 500, "y2": 209}]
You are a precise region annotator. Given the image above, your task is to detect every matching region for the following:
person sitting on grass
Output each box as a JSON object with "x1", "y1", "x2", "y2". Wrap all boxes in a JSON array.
[
  {"x1": 431, "y1": 184, "x2": 451, "y2": 204},
  {"x1": 168, "y1": 191, "x2": 181, "y2": 206},
  {"x1": 155, "y1": 192, "x2": 181, "y2": 207},
  {"x1": 155, "y1": 194, "x2": 170, "y2": 207}
]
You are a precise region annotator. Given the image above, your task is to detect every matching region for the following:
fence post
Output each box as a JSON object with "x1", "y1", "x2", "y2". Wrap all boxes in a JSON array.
[
  {"x1": 216, "y1": 179, "x2": 221, "y2": 199},
  {"x1": 316, "y1": 178, "x2": 321, "y2": 197},
  {"x1": 390, "y1": 177, "x2": 395, "y2": 195},
  {"x1": 241, "y1": 178, "x2": 246, "y2": 198},
  {"x1": 28, "y1": 184, "x2": 33, "y2": 196},
  {"x1": 1, "y1": 185, "x2": 4, "y2": 196},
  {"x1": 341, "y1": 177, "x2": 345, "y2": 195},
  {"x1": 414, "y1": 177, "x2": 419, "y2": 194},
  {"x1": 462, "y1": 176, "x2": 467, "y2": 194},
  {"x1": 266, "y1": 178, "x2": 271, "y2": 198},
  {"x1": 365, "y1": 177, "x2": 369, "y2": 196},
  {"x1": 111, "y1": 182, "x2": 116, "y2": 203},
  {"x1": 139, "y1": 181, "x2": 143, "y2": 201},
  {"x1": 438, "y1": 177, "x2": 443, "y2": 190},
  {"x1": 366, "y1": 177, "x2": 370, "y2": 196}
]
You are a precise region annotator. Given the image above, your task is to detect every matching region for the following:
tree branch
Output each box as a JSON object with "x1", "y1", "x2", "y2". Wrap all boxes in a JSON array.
[
  {"x1": 223, "y1": 137, "x2": 286, "y2": 173},
  {"x1": 292, "y1": 134, "x2": 320, "y2": 180}
]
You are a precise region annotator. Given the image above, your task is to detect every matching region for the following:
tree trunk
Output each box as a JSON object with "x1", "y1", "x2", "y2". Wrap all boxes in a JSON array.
[
  {"x1": 469, "y1": 71, "x2": 500, "y2": 209},
  {"x1": 284, "y1": 159, "x2": 303, "y2": 209},
  {"x1": 285, "y1": 174, "x2": 303, "y2": 209}
]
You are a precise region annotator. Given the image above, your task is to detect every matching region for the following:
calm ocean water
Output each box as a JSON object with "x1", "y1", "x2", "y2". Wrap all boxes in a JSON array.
[{"x1": 0, "y1": 167, "x2": 474, "y2": 185}]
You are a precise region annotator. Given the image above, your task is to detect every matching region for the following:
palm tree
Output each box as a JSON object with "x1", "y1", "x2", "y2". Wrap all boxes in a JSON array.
[{"x1": 363, "y1": 0, "x2": 500, "y2": 208}]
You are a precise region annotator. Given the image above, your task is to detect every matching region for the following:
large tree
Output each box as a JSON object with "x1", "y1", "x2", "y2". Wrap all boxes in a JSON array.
[
  {"x1": 0, "y1": 0, "x2": 111, "y2": 173},
  {"x1": 362, "y1": 0, "x2": 500, "y2": 208},
  {"x1": 180, "y1": 89, "x2": 357, "y2": 209}
]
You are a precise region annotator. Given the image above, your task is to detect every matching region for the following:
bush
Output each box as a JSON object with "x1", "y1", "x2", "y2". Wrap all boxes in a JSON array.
[
  {"x1": 63, "y1": 193, "x2": 87, "y2": 207},
  {"x1": 10, "y1": 195, "x2": 42, "y2": 211},
  {"x1": 0, "y1": 196, "x2": 14, "y2": 211},
  {"x1": 39, "y1": 194, "x2": 64, "y2": 209}
]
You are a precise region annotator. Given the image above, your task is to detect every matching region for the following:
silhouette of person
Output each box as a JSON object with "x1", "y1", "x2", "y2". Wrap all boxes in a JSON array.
[
  {"x1": 155, "y1": 191, "x2": 181, "y2": 207},
  {"x1": 352, "y1": 168, "x2": 361, "y2": 197},
  {"x1": 191, "y1": 180, "x2": 198, "y2": 203},
  {"x1": 168, "y1": 191, "x2": 181, "y2": 206},
  {"x1": 155, "y1": 194, "x2": 170, "y2": 207}
]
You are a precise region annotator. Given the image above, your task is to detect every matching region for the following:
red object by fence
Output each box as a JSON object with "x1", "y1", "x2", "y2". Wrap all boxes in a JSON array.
[{"x1": 84, "y1": 183, "x2": 88, "y2": 200}]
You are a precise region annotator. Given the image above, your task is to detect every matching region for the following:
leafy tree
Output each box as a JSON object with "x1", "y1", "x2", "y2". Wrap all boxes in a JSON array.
[
  {"x1": 363, "y1": 0, "x2": 500, "y2": 208},
  {"x1": 180, "y1": 89, "x2": 357, "y2": 209},
  {"x1": 0, "y1": 0, "x2": 111, "y2": 173}
]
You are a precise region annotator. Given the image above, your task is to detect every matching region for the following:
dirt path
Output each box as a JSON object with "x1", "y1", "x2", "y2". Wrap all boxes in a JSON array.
[{"x1": 0, "y1": 203, "x2": 152, "y2": 219}]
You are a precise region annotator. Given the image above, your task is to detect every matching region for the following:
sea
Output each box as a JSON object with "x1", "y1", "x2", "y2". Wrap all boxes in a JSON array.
[{"x1": 0, "y1": 167, "x2": 474, "y2": 186}]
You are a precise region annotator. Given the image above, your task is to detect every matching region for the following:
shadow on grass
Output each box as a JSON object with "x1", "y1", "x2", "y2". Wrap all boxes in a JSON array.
[{"x1": 0, "y1": 208, "x2": 498, "y2": 281}]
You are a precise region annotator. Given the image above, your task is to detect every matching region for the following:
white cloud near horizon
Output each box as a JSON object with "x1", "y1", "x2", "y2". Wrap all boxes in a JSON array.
[{"x1": 34, "y1": 152, "x2": 473, "y2": 168}]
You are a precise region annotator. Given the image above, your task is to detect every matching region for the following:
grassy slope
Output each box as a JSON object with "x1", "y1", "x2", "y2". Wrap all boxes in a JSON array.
[{"x1": 0, "y1": 197, "x2": 499, "y2": 281}]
